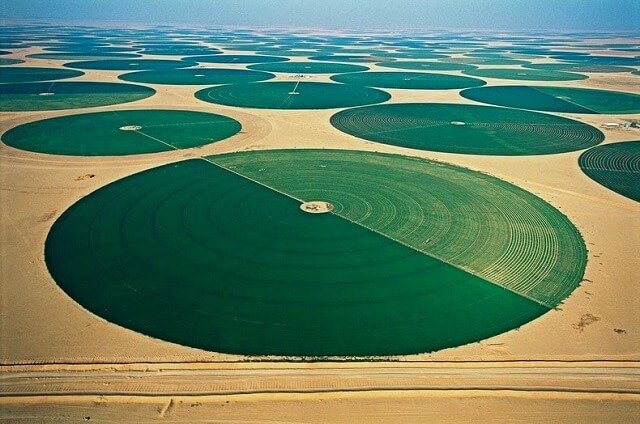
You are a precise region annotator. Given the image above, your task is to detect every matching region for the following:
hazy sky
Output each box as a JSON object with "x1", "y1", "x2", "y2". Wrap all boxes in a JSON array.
[{"x1": 3, "y1": 0, "x2": 639, "y2": 31}]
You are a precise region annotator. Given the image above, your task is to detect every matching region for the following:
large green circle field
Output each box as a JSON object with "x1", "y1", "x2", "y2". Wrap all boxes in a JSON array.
[
  {"x1": 0, "y1": 66, "x2": 84, "y2": 83},
  {"x1": 461, "y1": 85, "x2": 640, "y2": 114},
  {"x1": 523, "y1": 63, "x2": 636, "y2": 73},
  {"x1": 46, "y1": 150, "x2": 586, "y2": 356},
  {"x1": 2, "y1": 110, "x2": 241, "y2": 156},
  {"x1": 461, "y1": 67, "x2": 587, "y2": 81},
  {"x1": 119, "y1": 68, "x2": 275, "y2": 85},
  {"x1": 376, "y1": 61, "x2": 478, "y2": 72},
  {"x1": 0, "y1": 58, "x2": 24, "y2": 66},
  {"x1": 0, "y1": 82, "x2": 155, "y2": 111},
  {"x1": 63, "y1": 59, "x2": 194, "y2": 71},
  {"x1": 195, "y1": 82, "x2": 391, "y2": 109},
  {"x1": 330, "y1": 71, "x2": 486, "y2": 89},
  {"x1": 579, "y1": 141, "x2": 640, "y2": 202},
  {"x1": 331, "y1": 103, "x2": 603, "y2": 155},
  {"x1": 190, "y1": 54, "x2": 289, "y2": 64},
  {"x1": 248, "y1": 61, "x2": 369, "y2": 74}
]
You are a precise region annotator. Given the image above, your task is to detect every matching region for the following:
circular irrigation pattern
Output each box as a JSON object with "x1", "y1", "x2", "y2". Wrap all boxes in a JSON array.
[
  {"x1": 119, "y1": 68, "x2": 275, "y2": 85},
  {"x1": 0, "y1": 66, "x2": 84, "y2": 83},
  {"x1": 63, "y1": 59, "x2": 194, "y2": 71},
  {"x1": 448, "y1": 57, "x2": 530, "y2": 66},
  {"x1": 0, "y1": 58, "x2": 24, "y2": 66},
  {"x1": 309, "y1": 54, "x2": 390, "y2": 63},
  {"x1": 190, "y1": 54, "x2": 289, "y2": 64},
  {"x1": 27, "y1": 52, "x2": 143, "y2": 60},
  {"x1": 330, "y1": 71, "x2": 486, "y2": 90},
  {"x1": 247, "y1": 61, "x2": 369, "y2": 74},
  {"x1": 1, "y1": 109, "x2": 241, "y2": 156},
  {"x1": 522, "y1": 63, "x2": 637, "y2": 73},
  {"x1": 461, "y1": 67, "x2": 587, "y2": 81},
  {"x1": 0, "y1": 82, "x2": 155, "y2": 111},
  {"x1": 578, "y1": 141, "x2": 640, "y2": 202},
  {"x1": 461, "y1": 85, "x2": 640, "y2": 114},
  {"x1": 45, "y1": 149, "x2": 586, "y2": 356},
  {"x1": 330, "y1": 103, "x2": 603, "y2": 155},
  {"x1": 376, "y1": 61, "x2": 478, "y2": 72},
  {"x1": 195, "y1": 81, "x2": 391, "y2": 109}
]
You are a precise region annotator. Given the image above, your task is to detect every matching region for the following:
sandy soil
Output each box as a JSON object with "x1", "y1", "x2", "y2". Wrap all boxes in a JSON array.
[{"x1": 1, "y1": 37, "x2": 639, "y2": 421}]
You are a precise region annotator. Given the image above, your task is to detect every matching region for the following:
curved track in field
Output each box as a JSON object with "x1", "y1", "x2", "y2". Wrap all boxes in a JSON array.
[
  {"x1": 45, "y1": 150, "x2": 586, "y2": 356},
  {"x1": 0, "y1": 81, "x2": 155, "y2": 111},
  {"x1": 331, "y1": 103, "x2": 603, "y2": 155},
  {"x1": 461, "y1": 85, "x2": 640, "y2": 114},
  {"x1": 1, "y1": 110, "x2": 241, "y2": 156},
  {"x1": 195, "y1": 81, "x2": 391, "y2": 109},
  {"x1": 579, "y1": 141, "x2": 640, "y2": 202}
]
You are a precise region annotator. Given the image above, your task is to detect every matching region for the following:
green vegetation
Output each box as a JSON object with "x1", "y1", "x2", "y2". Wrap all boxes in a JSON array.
[
  {"x1": 195, "y1": 81, "x2": 391, "y2": 109},
  {"x1": 46, "y1": 150, "x2": 586, "y2": 355},
  {"x1": 331, "y1": 103, "x2": 603, "y2": 155},
  {"x1": 461, "y1": 85, "x2": 640, "y2": 114},
  {"x1": 376, "y1": 61, "x2": 478, "y2": 71},
  {"x1": 0, "y1": 66, "x2": 83, "y2": 83},
  {"x1": 330, "y1": 71, "x2": 486, "y2": 89},
  {"x1": 119, "y1": 68, "x2": 274, "y2": 85},
  {"x1": 190, "y1": 54, "x2": 289, "y2": 64},
  {"x1": 63, "y1": 59, "x2": 193, "y2": 71},
  {"x1": 1, "y1": 109, "x2": 240, "y2": 155},
  {"x1": 579, "y1": 141, "x2": 640, "y2": 201},
  {"x1": 461, "y1": 67, "x2": 587, "y2": 81},
  {"x1": 248, "y1": 61, "x2": 369, "y2": 74},
  {"x1": 0, "y1": 82, "x2": 155, "y2": 111}
]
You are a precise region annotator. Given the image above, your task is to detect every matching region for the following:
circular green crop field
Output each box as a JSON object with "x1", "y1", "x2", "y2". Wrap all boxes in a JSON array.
[
  {"x1": 376, "y1": 61, "x2": 478, "y2": 71},
  {"x1": 523, "y1": 63, "x2": 636, "y2": 73},
  {"x1": 27, "y1": 52, "x2": 143, "y2": 60},
  {"x1": 45, "y1": 149, "x2": 586, "y2": 356},
  {"x1": 330, "y1": 71, "x2": 486, "y2": 90},
  {"x1": 195, "y1": 81, "x2": 390, "y2": 109},
  {"x1": 119, "y1": 68, "x2": 274, "y2": 85},
  {"x1": 579, "y1": 141, "x2": 640, "y2": 202},
  {"x1": 0, "y1": 58, "x2": 24, "y2": 66},
  {"x1": 0, "y1": 82, "x2": 155, "y2": 111},
  {"x1": 461, "y1": 85, "x2": 640, "y2": 114},
  {"x1": 461, "y1": 67, "x2": 587, "y2": 81},
  {"x1": 0, "y1": 66, "x2": 84, "y2": 83},
  {"x1": 331, "y1": 103, "x2": 603, "y2": 155},
  {"x1": 376, "y1": 51, "x2": 449, "y2": 60},
  {"x1": 190, "y1": 54, "x2": 289, "y2": 64},
  {"x1": 447, "y1": 57, "x2": 530, "y2": 66},
  {"x1": 248, "y1": 61, "x2": 368, "y2": 74},
  {"x1": 1, "y1": 109, "x2": 240, "y2": 156},
  {"x1": 309, "y1": 54, "x2": 389, "y2": 63},
  {"x1": 63, "y1": 59, "x2": 194, "y2": 71}
]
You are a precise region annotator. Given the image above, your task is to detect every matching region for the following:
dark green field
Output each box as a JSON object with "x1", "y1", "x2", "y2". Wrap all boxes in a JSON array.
[
  {"x1": 461, "y1": 67, "x2": 587, "y2": 81},
  {"x1": 2, "y1": 110, "x2": 241, "y2": 155},
  {"x1": 0, "y1": 66, "x2": 84, "y2": 83},
  {"x1": 119, "y1": 68, "x2": 275, "y2": 85},
  {"x1": 45, "y1": 150, "x2": 587, "y2": 356},
  {"x1": 63, "y1": 58, "x2": 194, "y2": 71},
  {"x1": 331, "y1": 103, "x2": 604, "y2": 155},
  {"x1": 461, "y1": 85, "x2": 640, "y2": 114},
  {"x1": 248, "y1": 61, "x2": 369, "y2": 74},
  {"x1": 330, "y1": 71, "x2": 486, "y2": 89},
  {"x1": 195, "y1": 81, "x2": 391, "y2": 109},
  {"x1": 579, "y1": 141, "x2": 640, "y2": 201},
  {"x1": 0, "y1": 82, "x2": 155, "y2": 111}
]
